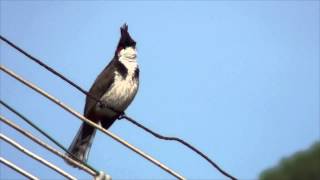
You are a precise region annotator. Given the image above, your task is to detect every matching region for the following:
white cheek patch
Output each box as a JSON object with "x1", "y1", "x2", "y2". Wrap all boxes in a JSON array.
[
  {"x1": 119, "y1": 47, "x2": 137, "y2": 59},
  {"x1": 118, "y1": 47, "x2": 138, "y2": 74}
]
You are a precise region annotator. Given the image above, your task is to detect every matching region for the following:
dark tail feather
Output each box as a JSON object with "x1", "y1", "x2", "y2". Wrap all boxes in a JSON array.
[{"x1": 66, "y1": 123, "x2": 96, "y2": 166}]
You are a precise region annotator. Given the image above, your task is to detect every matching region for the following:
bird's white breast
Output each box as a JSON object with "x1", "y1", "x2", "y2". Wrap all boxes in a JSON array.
[
  {"x1": 100, "y1": 47, "x2": 139, "y2": 112},
  {"x1": 102, "y1": 71, "x2": 138, "y2": 110}
]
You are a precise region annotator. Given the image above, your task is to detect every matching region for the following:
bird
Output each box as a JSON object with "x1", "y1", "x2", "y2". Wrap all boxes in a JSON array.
[{"x1": 66, "y1": 23, "x2": 139, "y2": 165}]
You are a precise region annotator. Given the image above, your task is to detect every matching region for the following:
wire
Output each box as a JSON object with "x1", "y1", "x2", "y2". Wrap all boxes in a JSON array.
[
  {"x1": 0, "y1": 133, "x2": 76, "y2": 180},
  {"x1": 0, "y1": 157, "x2": 39, "y2": 180},
  {"x1": 0, "y1": 66, "x2": 185, "y2": 180},
  {"x1": 0, "y1": 115, "x2": 98, "y2": 177},
  {"x1": 0, "y1": 35, "x2": 237, "y2": 180},
  {"x1": 0, "y1": 100, "x2": 99, "y2": 175},
  {"x1": 0, "y1": 35, "x2": 120, "y2": 114},
  {"x1": 121, "y1": 115, "x2": 236, "y2": 180}
]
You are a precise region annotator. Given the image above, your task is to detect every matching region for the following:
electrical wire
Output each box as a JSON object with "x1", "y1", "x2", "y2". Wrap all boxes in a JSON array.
[
  {"x1": 0, "y1": 35, "x2": 237, "y2": 180},
  {"x1": 0, "y1": 65, "x2": 185, "y2": 180},
  {"x1": 0, "y1": 115, "x2": 98, "y2": 177},
  {"x1": 0, "y1": 157, "x2": 39, "y2": 180},
  {"x1": 0, "y1": 100, "x2": 99, "y2": 175},
  {"x1": 0, "y1": 134, "x2": 76, "y2": 180}
]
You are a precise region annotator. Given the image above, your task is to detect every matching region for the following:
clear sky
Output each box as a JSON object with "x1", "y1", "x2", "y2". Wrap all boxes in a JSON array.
[{"x1": 0, "y1": 1, "x2": 319, "y2": 180}]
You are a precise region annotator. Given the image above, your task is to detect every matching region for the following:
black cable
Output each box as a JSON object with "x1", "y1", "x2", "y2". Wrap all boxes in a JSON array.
[
  {"x1": 0, "y1": 35, "x2": 237, "y2": 180},
  {"x1": 121, "y1": 115, "x2": 236, "y2": 180}
]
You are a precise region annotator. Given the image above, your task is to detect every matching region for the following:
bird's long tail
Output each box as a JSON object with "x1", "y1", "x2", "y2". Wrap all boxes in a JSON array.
[{"x1": 66, "y1": 123, "x2": 96, "y2": 166}]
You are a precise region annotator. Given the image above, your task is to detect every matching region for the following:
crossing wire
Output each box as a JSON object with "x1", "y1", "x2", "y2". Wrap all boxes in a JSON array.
[
  {"x1": 0, "y1": 115, "x2": 97, "y2": 176},
  {"x1": 0, "y1": 100, "x2": 99, "y2": 175},
  {"x1": 0, "y1": 65, "x2": 185, "y2": 180},
  {"x1": 0, "y1": 133, "x2": 76, "y2": 180},
  {"x1": 0, "y1": 35, "x2": 237, "y2": 180}
]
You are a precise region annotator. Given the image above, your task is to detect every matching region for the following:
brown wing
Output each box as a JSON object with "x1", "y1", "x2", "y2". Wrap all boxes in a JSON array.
[{"x1": 84, "y1": 59, "x2": 116, "y2": 118}]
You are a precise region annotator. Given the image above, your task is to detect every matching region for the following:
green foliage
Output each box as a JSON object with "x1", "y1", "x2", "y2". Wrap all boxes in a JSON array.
[{"x1": 260, "y1": 142, "x2": 320, "y2": 180}]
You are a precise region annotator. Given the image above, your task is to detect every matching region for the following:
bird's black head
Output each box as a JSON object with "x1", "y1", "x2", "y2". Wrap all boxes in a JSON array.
[{"x1": 115, "y1": 23, "x2": 136, "y2": 56}]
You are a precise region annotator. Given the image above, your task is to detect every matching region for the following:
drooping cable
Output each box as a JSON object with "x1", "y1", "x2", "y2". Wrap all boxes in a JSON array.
[
  {"x1": 0, "y1": 35, "x2": 237, "y2": 180},
  {"x1": 0, "y1": 66, "x2": 185, "y2": 180}
]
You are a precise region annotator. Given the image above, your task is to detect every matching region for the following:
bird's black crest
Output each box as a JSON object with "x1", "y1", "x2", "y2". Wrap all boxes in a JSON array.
[{"x1": 116, "y1": 23, "x2": 136, "y2": 54}]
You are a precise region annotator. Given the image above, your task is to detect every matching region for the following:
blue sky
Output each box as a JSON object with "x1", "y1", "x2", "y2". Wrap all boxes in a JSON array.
[{"x1": 0, "y1": 1, "x2": 319, "y2": 179}]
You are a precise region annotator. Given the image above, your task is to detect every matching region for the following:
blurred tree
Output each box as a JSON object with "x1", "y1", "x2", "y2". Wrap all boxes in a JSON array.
[{"x1": 260, "y1": 141, "x2": 320, "y2": 180}]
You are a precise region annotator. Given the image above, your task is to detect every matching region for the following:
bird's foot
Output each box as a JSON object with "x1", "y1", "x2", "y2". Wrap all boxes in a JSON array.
[{"x1": 117, "y1": 111, "x2": 126, "y2": 120}]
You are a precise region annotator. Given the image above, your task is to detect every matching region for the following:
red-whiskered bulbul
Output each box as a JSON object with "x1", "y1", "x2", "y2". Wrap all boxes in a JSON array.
[{"x1": 67, "y1": 24, "x2": 139, "y2": 164}]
